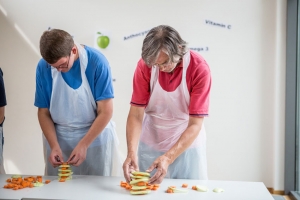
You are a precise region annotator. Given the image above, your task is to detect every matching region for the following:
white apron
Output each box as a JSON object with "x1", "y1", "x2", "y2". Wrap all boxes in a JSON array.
[
  {"x1": 43, "y1": 43, "x2": 121, "y2": 176},
  {"x1": 138, "y1": 50, "x2": 207, "y2": 179},
  {"x1": 0, "y1": 126, "x2": 5, "y2": 174}
]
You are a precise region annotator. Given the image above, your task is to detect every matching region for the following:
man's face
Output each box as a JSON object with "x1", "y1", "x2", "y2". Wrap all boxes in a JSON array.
[
  {"x1": 153, "y1": 51, "x2": 178, "y2": 73},
  {"x1": 50, "y1": 47, "x2": 75, "y2": 72}
]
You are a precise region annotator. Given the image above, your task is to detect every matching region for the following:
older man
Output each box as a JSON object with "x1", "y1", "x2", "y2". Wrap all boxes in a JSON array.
[{"x1": 123, "y1": 25, "x2": 211, "y2": 184}]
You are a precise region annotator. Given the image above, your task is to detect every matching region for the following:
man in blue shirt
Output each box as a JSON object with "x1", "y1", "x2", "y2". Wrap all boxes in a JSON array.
[
  {"x1": 35, "y1": 29, "x2": 120, "y2": 176},
  {"x1": 0, "y1": 68, "x2": 7, "y2": 174}
]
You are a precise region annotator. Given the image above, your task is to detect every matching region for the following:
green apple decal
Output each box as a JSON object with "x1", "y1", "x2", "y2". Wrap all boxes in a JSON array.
[{"x1": 97, "y1": 32, "x2": 110, "y2": 49}]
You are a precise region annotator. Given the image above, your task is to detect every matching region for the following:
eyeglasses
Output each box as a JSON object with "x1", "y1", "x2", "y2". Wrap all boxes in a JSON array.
[
  {"x1": 153, "y1": 60, "x2": 173, "y2": 68},
  {"x1": 153, "y1": 59, "x2": 181, "y2": 73},
  {"x1": 53, "y1": 53, "x2": 71, "y2": 69}
]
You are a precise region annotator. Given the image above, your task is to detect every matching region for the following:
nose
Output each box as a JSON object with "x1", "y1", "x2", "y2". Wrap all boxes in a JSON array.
[
  {"x1": 158, "y1": 65, "x2": 167, "y2": 71},
  {"x1": 57, "y1": 67, "x2": 63, "y2": 72}
]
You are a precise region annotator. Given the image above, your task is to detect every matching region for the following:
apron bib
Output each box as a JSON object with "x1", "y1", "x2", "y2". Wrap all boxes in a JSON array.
[
  {"x1": 138, "y1": 51, "x2": 207, "y2": 179},
  {"x1": 43, "y1": 43, "x2": 121, "y2": 176}
]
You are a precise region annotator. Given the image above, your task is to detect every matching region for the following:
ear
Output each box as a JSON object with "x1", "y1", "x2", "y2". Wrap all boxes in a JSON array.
[{"x1": 72, "y1": 46, "x2": 77, "y2": 54}]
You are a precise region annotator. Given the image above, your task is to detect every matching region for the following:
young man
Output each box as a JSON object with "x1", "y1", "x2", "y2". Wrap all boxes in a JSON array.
[{"x1": 35, "y1": 29, "x2": 120, "y2": 175}]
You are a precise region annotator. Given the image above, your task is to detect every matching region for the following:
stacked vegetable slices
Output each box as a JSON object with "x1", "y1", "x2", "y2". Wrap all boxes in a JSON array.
[
  {"x1": 58, "y1": 163, "x2": 73, "y2": 182},
  {"x1": 129, "y1": 171, "x2": 151, "y2": 195},
  {"x1": 120, "y1": 171, "x2": 160, "y2": 194},
  {"x1": 130, "y1": 172, "x2": 159, "y2": 195}
]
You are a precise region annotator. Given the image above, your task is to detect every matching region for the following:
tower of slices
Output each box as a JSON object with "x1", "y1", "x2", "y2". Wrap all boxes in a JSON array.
[
  {"x1": 129, "y1": 171, "x2": 152, "y2": 195},
  {"x1": 58, "y1": 163, "x2": 73, "y2": 182}
]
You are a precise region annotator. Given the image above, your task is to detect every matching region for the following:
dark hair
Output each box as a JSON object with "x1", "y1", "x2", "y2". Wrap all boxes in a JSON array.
[
  {"x1": 142, "y1": 25, "x2": 187, "y2": 66},
  {"x1": 39, "y1": 29, "x2": 74, "y2": 64}
]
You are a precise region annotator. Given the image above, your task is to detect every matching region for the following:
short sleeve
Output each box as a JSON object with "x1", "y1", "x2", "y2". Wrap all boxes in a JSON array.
[
  {"x1": 188, "y1": 52, "x2": 211, "y2": 116},
  {"x1": 34, "y1": 59, "x2": 52, "y2": 108},
  {"x1": 91, "y1": 52, "x2": 114, "y2": 101},
  {"x1": 130, "y1": 59, "x2": 151, "y2": 107}
]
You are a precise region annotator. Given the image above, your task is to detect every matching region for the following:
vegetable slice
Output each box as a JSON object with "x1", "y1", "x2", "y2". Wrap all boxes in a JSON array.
[{"x1": 196, "y1": 185, "x2": 209, "y2": 192}]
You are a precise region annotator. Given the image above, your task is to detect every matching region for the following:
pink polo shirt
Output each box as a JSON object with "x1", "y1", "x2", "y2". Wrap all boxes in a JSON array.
[{"x1": 130, "y1": 50, "x2": 211, "y2": 116}]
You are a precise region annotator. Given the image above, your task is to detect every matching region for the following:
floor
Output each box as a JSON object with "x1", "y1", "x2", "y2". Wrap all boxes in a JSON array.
[{"x1": 272, "y1": 194, "x2": 292, "y2": 200}]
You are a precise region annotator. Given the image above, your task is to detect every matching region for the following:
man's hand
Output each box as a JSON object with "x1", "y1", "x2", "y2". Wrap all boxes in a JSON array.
[
  {"x1": 49, "y1": 148, "x2": 63, "y2": 167},
  {"x1": 146, "y1": 155, "x2": 172, "y2": 184},
  {"x1": 123, "y1": 152, "x2": 139, "y2": 183},
  {"x1": 67, "y1": 143, "x2": 87, "y2": 166}
]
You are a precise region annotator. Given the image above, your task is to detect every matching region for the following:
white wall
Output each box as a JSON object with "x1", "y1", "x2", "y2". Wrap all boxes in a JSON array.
[{"x1": 0, "y1": 0, "x2": 286, "y2": 190}]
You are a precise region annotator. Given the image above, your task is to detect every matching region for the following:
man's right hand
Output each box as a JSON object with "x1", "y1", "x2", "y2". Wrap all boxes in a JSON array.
[
  {"x1": 49, "y1": 148, "x2": 63, "y2": 167},
  {"x1": 123, "y1": 152, "x2": 139, "y2": 183}
]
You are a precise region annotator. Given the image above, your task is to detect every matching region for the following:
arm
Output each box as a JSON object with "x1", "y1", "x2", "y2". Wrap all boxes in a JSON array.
[
  {"x1": 147, "y1": 116, "x2": 204, "y2": 184},
  {"x1": 38, "y1": 108, "x2": 63, "y2": 167},
  {"x1": 67, "y1": 98, "x2": 113, "y2": 166},
  {"x1": 0, "y1": 107, "x2": 4, "y2": 125},
  {"x1": 122, "y1": 105, "x2": 144, "y2": 183},
  {"x1": 0, "y1": 69, "x2": 6, "y2": 125}
]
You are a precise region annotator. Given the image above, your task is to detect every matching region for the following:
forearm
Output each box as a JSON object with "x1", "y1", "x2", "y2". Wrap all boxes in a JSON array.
[
  {"x1": 126, "y1": 106, "x2": 144, "y2": 155},
  {"x1": 79, "y1": 99, "x2": 113, "y2": 148},
  {"x1": 79, "y1": 111, "x2": 111, "y2": 148},
  {"x1": 0, "y1": 107, "x2": 4, "y2": 124},
  {"x1": 38, "y1": 108, "x2": 59, "y2": 149},
  {"x1": 126, "y1": 118, "x2": 142, "y2": 155},
  {"x1": 164, "y1": 117, "x2": 204, "y2": 164}
]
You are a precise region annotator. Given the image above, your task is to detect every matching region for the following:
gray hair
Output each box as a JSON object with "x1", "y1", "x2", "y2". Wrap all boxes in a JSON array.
[{"x1": 141, "y1": 25, "x2": 188, "y2": 66}]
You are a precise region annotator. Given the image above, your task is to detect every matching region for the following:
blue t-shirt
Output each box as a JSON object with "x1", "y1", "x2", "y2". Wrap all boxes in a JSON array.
[{"x1": 34, "y1": 45, "x2": 114, "y2": 109}]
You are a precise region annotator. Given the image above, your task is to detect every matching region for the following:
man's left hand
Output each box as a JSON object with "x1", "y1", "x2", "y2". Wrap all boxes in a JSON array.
[
  {"x1": 67, "y1": 143, "x2": 87, "y2": 166},
  {"x1": 146, "y1": 155, "x2": 172, "y2": 184}
]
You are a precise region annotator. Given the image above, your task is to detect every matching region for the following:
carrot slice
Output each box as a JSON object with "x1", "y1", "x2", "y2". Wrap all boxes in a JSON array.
[
  {"x1": 182, "y1": 183, "x2": 188, "y2": 188},
  {"x1": 126, "y1": 185, "x2": 132, "y2": 189},
  {"x1": 136, "y1": 182, "x2": 147, "y2": 186},
  {"x1": 166, "y1": 189, "x2": 173, "y2": 193},
  {"x1": 147, "y1": 185, "x2": 153, "y2": 189},
  {"x1": 37, "y1": 177, "x2": 42, "y2": 183},
  {"x1": 45, "y1": 180, "x2": 51, "y2": 184}
]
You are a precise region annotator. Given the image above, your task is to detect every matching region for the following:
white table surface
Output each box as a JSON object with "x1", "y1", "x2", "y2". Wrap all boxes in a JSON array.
[{"x1": 0, "y1": 174, "x2": 274, "y2": 200}]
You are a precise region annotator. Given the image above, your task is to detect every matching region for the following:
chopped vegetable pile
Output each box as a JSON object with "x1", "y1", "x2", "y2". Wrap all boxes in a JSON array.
[{"x1": 3, "y1": 175, "x2": 51, "y2": 190}]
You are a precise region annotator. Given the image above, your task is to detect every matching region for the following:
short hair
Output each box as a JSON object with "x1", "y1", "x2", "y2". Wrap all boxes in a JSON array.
[
  {"x1": 141, "y1": 25, "x2": 188, "y2": 66},
  {"x1": 39, "y1": 29, "x2": 74, "y2": 64}
]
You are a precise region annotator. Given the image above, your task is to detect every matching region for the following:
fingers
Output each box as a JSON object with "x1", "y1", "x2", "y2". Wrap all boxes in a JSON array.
[
  {"x1": 129, "y1": 165, "x2": 139, "y2": 174},
  {"x1": 49, "y1": 154, "x2": 62, "y2": 167},
  {"x1": 123, "y1": 158, "x2": 139, "y2": 183},
  {"x1": 149, "y1": 170, "x2": 164, "y2": 184},
  {"x1": 48, "y1": 151, "x2": 64, "y2": 167},
  {"x1": 147, "y1": 157, "x2": 168, "y2": 184},
  {"x1": 66, "y1": 154, "x2": 75, "y2": 163},
  {"x1": 148, "y1": 166, "x2": 166, "y2": 184},
  {"x1": 123, "y1": 158, "x2": 133, "y2": 183},
  {"x1": 146, "y1": 162, "x2": 156, "y2": 173},
  {"x1": 67, "y1": 146, "x2": 87, "y2": 166},
  {"x1": 67, "y1": 154, "x2": 81, "y2": 166}
]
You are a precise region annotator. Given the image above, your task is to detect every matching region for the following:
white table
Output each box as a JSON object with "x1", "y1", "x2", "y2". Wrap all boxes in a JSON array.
[{"x1": 0, "y1": 174, "x2": 274, "y2": 200}]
